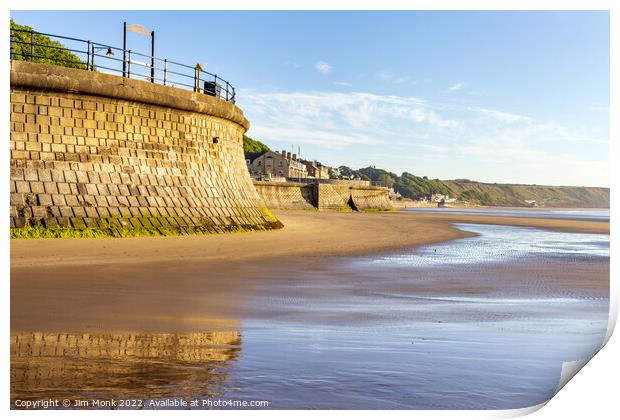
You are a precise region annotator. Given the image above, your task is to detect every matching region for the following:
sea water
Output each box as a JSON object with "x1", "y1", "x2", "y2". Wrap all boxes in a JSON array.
[{"x1": 223, "y1": 223, "x2": 609, "y2": 409}]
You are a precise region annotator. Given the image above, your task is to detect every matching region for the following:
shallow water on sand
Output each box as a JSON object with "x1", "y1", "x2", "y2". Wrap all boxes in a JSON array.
[
  {"x1": 224, "y1": 224, "x2": 608, "y2": 409},
  {"x1": 406, "y1": 207, "x2": 610, "y2": 222},
  {"x1": 11, "y1": 219, "x2": 610, "y2": 409},
  {"x1": 368, "y1": 223, "x2": 610, "y2": 267}
]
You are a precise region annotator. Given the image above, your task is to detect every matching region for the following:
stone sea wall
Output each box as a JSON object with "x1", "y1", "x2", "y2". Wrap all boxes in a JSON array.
[
  {"x1": 10, "y1": 61, "x2": 281, "y2": 236},
  {"x1": 347, "y1": 186, "x2": 394, "y2": 211},
  {"x1": 254, "y1": 180, "x2": 392, "y2": 211},
  {"x1": 252, "y1": 181, "x2": 316, "y2": 210}
]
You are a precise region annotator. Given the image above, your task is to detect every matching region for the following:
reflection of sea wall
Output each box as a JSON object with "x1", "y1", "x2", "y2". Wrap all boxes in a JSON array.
[
  {"x1": 11, "y1": 331, "x2": 242, "y2": 403},
  {"x1": 12, "y1": 331, "x2": 241, "y2": 361}
]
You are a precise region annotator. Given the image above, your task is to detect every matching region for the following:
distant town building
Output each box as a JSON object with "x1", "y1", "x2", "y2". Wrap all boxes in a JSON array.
[
  {"x1": 303, "y1": 160, "x2": 330, "y2": 180},
  {"x1": 246, "y1": 150, "x2": 307, "y2": 179},
  {"x1": 388, "y1": 188, "x2": 402, "y2": 200},
  {"x1": 431, "y1": 193, "x2": 456, "y2": 204}
]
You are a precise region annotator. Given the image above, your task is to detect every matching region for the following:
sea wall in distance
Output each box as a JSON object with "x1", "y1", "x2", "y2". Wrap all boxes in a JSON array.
[
  {"x1": 252, "y1": 181, "x2": 316, "y2": 210},
  {"x1": 253, "y1": 181, "x2": 392, "y2": 211},
  {"x1": 10, "y1": 61, "x2": 281, "y2": 236}
]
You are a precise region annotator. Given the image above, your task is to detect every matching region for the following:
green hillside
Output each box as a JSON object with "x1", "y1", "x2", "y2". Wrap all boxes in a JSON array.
[
  {"x1": 439, "y1": 180, "x2": 609, "y2": 208},
  {"x1": 243, "y1": 135, "x2": 270, "y2": 154},
  {"x1": 340, "y1": 166, "x2": 609, "y2": 208}
]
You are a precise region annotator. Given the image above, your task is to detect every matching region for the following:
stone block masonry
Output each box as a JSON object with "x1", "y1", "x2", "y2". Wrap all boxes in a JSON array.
[
  {"x1": 253, "y1": 181, "x2": 392, "y2": 211},
  {"x1": 316, "y1": 183, "x2": 393, "y2": 211},
  {"x1": 10, "y1": 61, "x2": 282, "y2": 236},
  {"x1": 253, "y1": 181, "x2": 316, "y2": 210}
]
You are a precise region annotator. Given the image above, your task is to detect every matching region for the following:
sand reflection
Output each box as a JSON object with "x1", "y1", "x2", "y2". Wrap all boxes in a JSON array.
[{"x1": 11, "y1": 330, "x2": 242, "y2": 405}]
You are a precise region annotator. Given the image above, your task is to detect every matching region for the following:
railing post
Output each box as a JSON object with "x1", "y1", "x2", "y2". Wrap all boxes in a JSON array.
[
  {"x1": 163, "y1": 59, "x2": 167, "y2": 86},
  {"x1": 194, "y1": 65, "x2": 198, "y2": 92},
  {"x1": 127, "y1": 50, "x2": 131, "y2": 78},
  {"x1": 86, "y1": 41, "x2": 91, "y2": 70},
  {"x1": 226, "y1": 81, "x2": 229, "y2": 102},
  {"x1": 214, "y1": 75, "x2": 218, "y2": 98},
  {"x1": 122, "y1": 22, "x2": 127, "y2": 77},
  {"x1": 30, "y1": 31, "x2": 34, "y2": 62},
  {"x1": 91, "y1": 43, "x2": 97, "y2": 71},
  {"x1": 150, "y1": 31, "x2": 155, "y2": 83}
]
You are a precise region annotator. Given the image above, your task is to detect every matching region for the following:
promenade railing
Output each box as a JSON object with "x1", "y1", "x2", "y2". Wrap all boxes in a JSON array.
[
  {"x1": 282, "y1": 177, "x2": 384, "y2": 187},
  {"x1": 9, "y1": 28, "x2": 236, "y2": 104}
]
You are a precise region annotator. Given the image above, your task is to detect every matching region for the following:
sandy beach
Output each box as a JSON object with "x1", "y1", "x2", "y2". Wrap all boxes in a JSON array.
[
  {"x1": 10, "y1": 209, "x2": 611, "y2": 409},
  {"x1": 10, "y1": 209, "x2": 609, "y2": 268},
  {"x1": 10, "y1": 209, "x2": 609, "y2": 333}
]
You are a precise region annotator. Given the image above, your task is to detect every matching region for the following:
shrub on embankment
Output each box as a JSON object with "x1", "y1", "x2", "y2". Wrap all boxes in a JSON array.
[{"x1": 10, "y1": 20, "x2": 86, "y2": 69}]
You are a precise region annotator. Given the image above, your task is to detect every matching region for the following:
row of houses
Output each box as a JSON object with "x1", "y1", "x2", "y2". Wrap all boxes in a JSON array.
[{"x1": 245, "y1": 150, "x2": 338, "y2": 181}]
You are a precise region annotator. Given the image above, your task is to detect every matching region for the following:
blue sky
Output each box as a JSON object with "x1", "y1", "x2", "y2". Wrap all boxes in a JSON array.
[{"x1": 11, "y1": 10, "x2": 610, "y2": 186}]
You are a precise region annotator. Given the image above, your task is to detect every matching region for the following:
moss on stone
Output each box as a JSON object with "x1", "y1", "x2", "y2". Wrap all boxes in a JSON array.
[
  {"x1": 362, "y1": 208, "x2": 395, "y2": 212},
  {"x1": 260, "y1": 207, "x2": 278, "y2": 222},
  {"x1": 10, "y1": 215, "x2": 284, "y2": 239},
  {"x1": 332, "y1": 205, "x2": 354, "y2": 212}
]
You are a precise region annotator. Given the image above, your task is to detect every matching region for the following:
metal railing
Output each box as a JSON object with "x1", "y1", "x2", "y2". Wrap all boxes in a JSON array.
[{"x1": 9, "y1": 28, "x2": 236, "y2": 103}]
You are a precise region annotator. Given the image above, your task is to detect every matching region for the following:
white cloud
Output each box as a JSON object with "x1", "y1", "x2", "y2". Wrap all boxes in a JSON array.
[
  {"x1": 378, "y1": 70, "x2": 394, "y2": 81},
  {"x1": 237, "y1": 89, "x2": 608, "y2": 186},
  {"x1": 314, "y1": 61, "x2": 332, "y2": 74},
  {"x1": 283, "y1": 61, "x2": 301, "y2": 69},
  {"x1": 239, "y1": 90, "x2": 461, "y2": 150},
  {"x1": 334, "y1": 81, "x2": 352, "y2": 87},
  {"x1": 377, "y1": 69, "x2": 417, "y2": 85},
  {"x1": 394, "y1": 76, "x2": 411, "y2": 84},
  {"x1": 447, "y1": 82, "x2": 468, "y2": 92},
  {"x1": 468, "y1": 107, "x2": 534, "y2": 124}
]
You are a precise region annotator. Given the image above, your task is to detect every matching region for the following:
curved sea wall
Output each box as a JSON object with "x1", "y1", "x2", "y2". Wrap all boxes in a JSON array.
[
  {"x1": 10, "y1": 61, "x2": 281, "y2": 236},
  {"x1": 347, "y1": 186, "x2": 393, "y2": 211},
  {"x1": 316, "y1": 184, "x2": 392, "y2": 211}
]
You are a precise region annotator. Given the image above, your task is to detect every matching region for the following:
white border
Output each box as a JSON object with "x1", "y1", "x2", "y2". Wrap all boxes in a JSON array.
[{"x1": 3, "y1": 1, "x2": 617, "y2": 419}]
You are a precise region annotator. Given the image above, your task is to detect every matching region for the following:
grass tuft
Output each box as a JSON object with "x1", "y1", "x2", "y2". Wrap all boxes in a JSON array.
[
  {"x1": 11, "y1": 214, "x2": 284, "y2": 239},
  {"x1": 362, "y1": 208, "x2": 395, "y2": 212}
]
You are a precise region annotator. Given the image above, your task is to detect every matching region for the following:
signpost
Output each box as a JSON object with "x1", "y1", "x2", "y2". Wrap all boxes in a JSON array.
[{"x1": 124, "y1": 22, "x2": 155, "y2": 82}]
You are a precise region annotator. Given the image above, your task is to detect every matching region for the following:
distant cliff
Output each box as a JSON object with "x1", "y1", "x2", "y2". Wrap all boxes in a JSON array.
[
  {"x1": 439, "y1": 180, "x2": 609, "y2": 208},
  {"x1": 338, "y1": 166, "x2": 609, "y2": 208}
]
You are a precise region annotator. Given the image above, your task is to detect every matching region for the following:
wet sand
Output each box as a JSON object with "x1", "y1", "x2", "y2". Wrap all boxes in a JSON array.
[
  {"x1": 10, "y1": 210, "x2": 609, "y2": 333},
  {"x1": 10, "y1": 210, "x2": 610, "y2": 409},
  {"x1": 407, "y1": 211, "x2": 609, "y2": 234},
  {"x1": 10, "y1": 209, "x2": 608, "y2": 268}
]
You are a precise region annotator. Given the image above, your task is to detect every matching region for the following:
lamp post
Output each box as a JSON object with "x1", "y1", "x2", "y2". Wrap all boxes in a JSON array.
[{"x1": 89, "y1": 44, "x2": 114, "y2": 71}]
